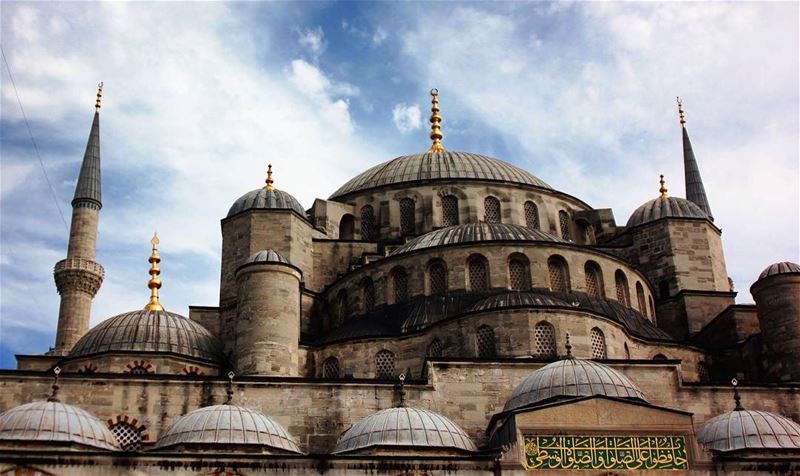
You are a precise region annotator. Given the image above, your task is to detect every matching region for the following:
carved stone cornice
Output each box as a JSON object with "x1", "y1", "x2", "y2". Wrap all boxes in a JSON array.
[{"x1": 54, "y1": 258, "x2": 104, "y2": 297}]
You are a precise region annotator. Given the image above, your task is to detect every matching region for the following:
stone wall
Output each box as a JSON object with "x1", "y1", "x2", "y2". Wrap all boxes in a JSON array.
[{"x1": 753, "y1": 274, "x2": 800, "y2": 381}]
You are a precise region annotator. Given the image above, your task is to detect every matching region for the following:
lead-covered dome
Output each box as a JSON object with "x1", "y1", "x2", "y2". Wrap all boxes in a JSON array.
[
  {"x1": 330, "y1": 151, "x2": 552, "y2": 199},
  {"x1": 154, "y1": 404, "x2": 302, "y2": 453},
  {"x1": 0, "y1": 401, "x2": 120, "y2": 451},
  {"x1": 758, "y1": 261, "x2": 800, "y2": 280},
  {"x1": 69, "y1": 309, "x2": 222, "y2": 362},
  {"x1": 504, "y1": 358, "x2": 646, "y2": 412},
  {"x1": 627, "y1": 196, "x2": 708, "y2": 228},
  {"x1": 227, "y1": 188, "x2": 305, "y2": 218},
  {"x1": 244, "y1": 249, "x2": 290, "y2": 266},
  {"x1": 696, "y1": 409, "x2": 800, "y2": 452},
  {"x1": 333, "y1": 407, "x2": 477, "y2": 454},
  {"x1": 391, "y1": 222, "x2": 564, "y2": 256}
]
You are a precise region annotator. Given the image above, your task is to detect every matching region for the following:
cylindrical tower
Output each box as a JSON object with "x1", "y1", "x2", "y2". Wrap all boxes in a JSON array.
[
  {"x1": 751, "y1": 261, "x2": 800, "y2": 382},
  {"x1": 234, "y1": 249, "x2": 301, "y2": 375},
  {"x1": 51, "y1": 85, "x2": 105, "y2": 355}
]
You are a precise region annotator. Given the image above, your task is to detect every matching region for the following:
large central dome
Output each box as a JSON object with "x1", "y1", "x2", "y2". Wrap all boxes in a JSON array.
[{"x1": 330, "y1": 151, "x2": 552, "y2": 199}]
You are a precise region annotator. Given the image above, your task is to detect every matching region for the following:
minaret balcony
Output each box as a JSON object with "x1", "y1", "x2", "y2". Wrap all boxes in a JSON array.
[{"x1": 54, "y1": 258, "x2": 105, "y2": 279}]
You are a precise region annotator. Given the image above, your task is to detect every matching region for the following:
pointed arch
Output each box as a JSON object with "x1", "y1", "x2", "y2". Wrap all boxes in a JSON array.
[
  {"x1": 548, "y1": 255, "x2": 570, "y2": 293},
  {"x1": 590, "y1": 327, "x2": 607, "y2": 359},
  {"x1": 584, "y1": 261, "x2": 604, "y2": 298},
  {"x1": 615, "y1": 270, "x2": 631, "y2": 306}
]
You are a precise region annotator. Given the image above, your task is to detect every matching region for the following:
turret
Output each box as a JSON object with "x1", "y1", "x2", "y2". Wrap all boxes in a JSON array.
[{"x1": 50, "y1": 84, "x2": 105, "y2": 355}]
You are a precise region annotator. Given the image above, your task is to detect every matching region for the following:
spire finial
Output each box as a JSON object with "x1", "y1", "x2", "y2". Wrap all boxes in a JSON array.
[
  {"x1": 225, "y1": 371, "x2": 235, "y2": 404},
  {"x1": 48, "y1": 366, "x2": 61, "y2": 402},
  {"x1": 677, "y1": 96, "x2": 686, "y2": 128},
  {"x1": 731, "y1": 378, "x2": 744, "y2": 411},
  {"x1": 659, "y1": 174, "x2": 669, "y2": 198},
  {"x1": 143, "y1": 233, "x2": 164, "y2": 311},
  {"x1": 397, "y1": 373, "x2": 407, "y2": 407},
  {"x1": 95, "y1": 82, "x2": 103, "y2": 112},
  {"x1": 427, "y1": 89, "x2": 445, "y2": 153},
  {"x1": 564, "y1": 332, "x2": 573, "y2": 359},
  {"x1": 265, "y1": 164, "x2": 274, "y2": 191}
]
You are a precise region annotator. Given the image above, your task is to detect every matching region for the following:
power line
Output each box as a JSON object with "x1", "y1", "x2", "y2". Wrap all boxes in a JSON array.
[{"x1": 1, "y1": 46, "x2": 70, "y2": 232}]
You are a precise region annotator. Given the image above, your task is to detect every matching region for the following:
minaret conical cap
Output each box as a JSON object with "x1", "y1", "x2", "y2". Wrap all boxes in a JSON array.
[{"x1": 72, "y1": 83, "x2": 103, "y2": 208}]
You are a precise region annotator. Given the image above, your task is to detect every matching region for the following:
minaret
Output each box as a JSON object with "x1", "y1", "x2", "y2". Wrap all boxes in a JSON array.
[
  {"x1": 51, "y1": 84, "x2": 105, "y2": 355},
  {"x1": 677, "y1": 97, "x2": 714, "y2": 220}
]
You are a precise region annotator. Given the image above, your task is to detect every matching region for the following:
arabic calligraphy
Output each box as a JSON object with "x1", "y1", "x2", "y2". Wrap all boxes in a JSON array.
[{"x1": 522, "y1": 435, "x2": 688, "y2": 470}]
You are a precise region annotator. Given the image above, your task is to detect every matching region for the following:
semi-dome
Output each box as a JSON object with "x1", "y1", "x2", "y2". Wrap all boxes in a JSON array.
[
  {"x1": 0, "y1": 401, "x2": 120, "y2": 451},
  {"x1": 69, "y1": 309, "x2": 222, "y2": 362},
  {"x1": 227, "y1": 187, "x2": 305, "y2": 218},
  {"x1": 758, "y1": 261, "x2": 800, "y2": 280},
  {"x1": 627, "y1": 196, "x2": 708, "y2": 228},
  {"x1": 468, "y1": 292, "x2": 570, "y2": 313},
  {"x1": 154, "y1": 404, "x2": 302, "y2": 453},
  {"x1": 330, "y1": 151, "x2": 552, "y2": 199},
  {"x1": 333, "y1": 407, "x2": 477, "y2": 454},
  {"x1": 696, "y1": 409, "x2": 800, "y2": 452},
  {"x1": 391, "y1": 222, "x2": 564, "y2": 256},
  {"x1": 244, "y1": 249, "x2": 290, "y2": 266},
  {"x1": 504, "y1": 358, "x2": 646, "y2": 412}
]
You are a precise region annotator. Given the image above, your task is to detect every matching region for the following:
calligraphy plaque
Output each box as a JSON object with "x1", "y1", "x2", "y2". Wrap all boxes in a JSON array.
[{"x1": 522, "y1": 435, "x2": 688, "y2": 470}]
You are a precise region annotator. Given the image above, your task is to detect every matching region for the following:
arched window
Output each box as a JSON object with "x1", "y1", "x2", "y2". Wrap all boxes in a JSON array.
[
  {"x1": 362, "y1": 278, "x2": 375, "y2": 313},
  {"x1": 583, "y1": 223, "x2": 596, "y2": 244},
  {"x1": 109, "y1": 419, "x2": 145, "y2": 452},
  {"x1": 590, "y1": 327, "x2": 607, "y2": 359},
  {"x1": 698, "y1": 361, "x2": 710, "y2": 382},
  {"x1": 441, "y1": 195, "x2": 459, "y2": 227},
  {"x1": 548, "y1": 256, "x2": 570, "y2": 293},
  {"x1": 360, "y1": 205, "x2": 376, "y2": 241},
  {"x1": 615, "y1": 270, "x2": 630, "y2": 306},
  {"x1": 484, "y1": 196, "x2": 501, "y2": 223},
  {"x1": 467, "y1": 255, "x2": 489, "y2": 291},
  {"x1": 624, "y1": 342, "x2": 631, "y2": 359},
  {"x1": 391, "y1": 267, "x2": 409, "y2": 303},
  {"x1": 375, "y1": 350, "x2": 395, "y2": 379},
  {"x1": 636, "y1": 282, "x2": 647, "y2": 315},
  {"x1": 339, "y1": 214, "x2": 355, "y2": 240},
  {"x1": 533, "y1": 321, "x2": 556, "y2": 358},
  {"x1": 558, "y1": 210, "x2": 571, "y2": 241},
  {"x1": 584, "y1": 261, "x2": 604, "y2": 298},
  {"x1": 476, "y1": 326, "x2": 496, "y2": 358},
  {"x1": 427, "y1": 260, "x2": 447, "y2": 295},
  {"x1": 508, "y1": 254, "x2": 531, "y2": 291},
  {"x1": 336, "y1": 289, "x2": 348, "y2": 324},
  {"x1": 399, "y1": 198, "x2": 415, "y2": 236},
  {"x1": 653, "y1": 353, "x2": 668, "y2": 361},
  {"x1": 323, "y1": 357, "x2": 340, "y2": 378},
  {"x1": 125, "y1": 360, "x2": 153, "y2": 374},
  {"x1": 427, "y1": 338, "x2": 443, "y2": 358},
  {"x1": 524, "y1": 201, "x2": 540, "y2": 230},
  {"x1": 649, "y1": 296, "x2": 656, "y2": 323}
]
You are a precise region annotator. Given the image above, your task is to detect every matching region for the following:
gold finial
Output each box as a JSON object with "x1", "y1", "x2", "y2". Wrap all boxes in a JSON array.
[
  {"x1": 265, "y1": 164, "x2": 274, "y2": 191},
  {"x1": 427, "y1": 88, "x2": 445, "y2": 153},
  {"x1": 564, "y1": 332, "x2": 573, "y2": 359},
  {"x1": 677, "y1": 96, "x2": 686, "y2": 128},
  {"x1": 225, "y1": 371, "x2": 235, "y2": 404},
  {"x1": 47, "y1": 366, "x2": 61, "y2": 402},
  {"x1": 731, "y1": 378, "x2": 745, "y2": 411},
  {"x1": 95, "y1": 82, "x2": 104, "y2": 112},
  {"x1": 144, "y1": 233, "x2": 164, "y2": 311},
  {"x1": 659, "y1": 174, "x2": 669, "y2": 198}
]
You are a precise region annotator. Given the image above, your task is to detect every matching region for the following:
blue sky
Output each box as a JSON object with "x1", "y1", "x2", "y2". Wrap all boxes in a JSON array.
[{"x1": 1, "y1": 2, "x2": 797, "y2": 368}]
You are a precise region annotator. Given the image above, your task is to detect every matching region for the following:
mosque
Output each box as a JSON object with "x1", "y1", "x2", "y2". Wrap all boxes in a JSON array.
[{"x1": 0, "y1": 85, "x2": 798, "y2": 475}]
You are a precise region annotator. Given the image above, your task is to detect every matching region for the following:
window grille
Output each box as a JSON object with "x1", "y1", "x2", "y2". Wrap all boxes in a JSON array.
[
  {"x1": 392, "y1": 268, "x2": 408, "y2": 302},
  {"x1": 428, "y1": 261, "x2": 447, "y2": 295},
  {"x1": 636, "y1": 282, "x2": 647, "y2": 316},
  {"x1": 375, "y1": 350, "x2": 395, "y2": 379},
  {"x1": 484, "y1": 196, "x2": 501, "y2": 223},
  {"x1": 591, "y1": 327, "x2": 607, "y2": 359},
  {"x1": 363, "y1": 279, "x2": 375, "y2": 312},
  {"x1": 399, "y1": 198, "x2": 415, "y2": 235},
  {"x1": 615, "y1": 271, "x2": 630, "y2": 306},
  {"x1": 468, "y1": 257, "x2": 488, "y2": 291},
  {"x1": 323, "y1": 357, "x2": 340, "y2": 378},
  {"x1": 524, "y1": 201, "x2": 540, "y2": 230},
  {"x1": 548, "y1": 258, "x2": 569, "y2": 293},
  {"x1": 585, "y1": 263, "x2": 602, "y2": 297},
  {"x1": 110, "y1": 422, "x2": 143, "y2": 451},
  {"x1": 125, "y1": 360, "x2": 153, "y2": 374},
  {"x1": 360, "y1": 205, "x2": 375, "y2": 241},
  {"x1": 698, "y1": 362, "x2": 710, "y2": 382},
  {"x1": 476, "y1": 326, "x2": 496, "y2": 358},
  {"x1": 559, "y1": 210, "x2": 571, "y2": 241},
  {"x1": 442, "y1": 195, "x2": 459, "y2": 226},
  {"x1": 427, "y1": 338, "x2": 443, "y2": 358},
  {"x1": 533, "y1": 322, "x2": 556, "y2": 358},
  {"x1": 509, "y1": 258, "x2": 530, "y2": 291}
]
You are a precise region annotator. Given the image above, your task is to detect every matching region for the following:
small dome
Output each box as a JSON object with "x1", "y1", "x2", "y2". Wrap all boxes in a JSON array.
[
  {"x1": 0, "y1": 401, "x2": 120, "y2": 451},
  {"x1": 758, "y1": 261, "x2": 800, "y2": 280},
  {"x1": 227, "y1": 188, "x2": 305, "y2": 218},
  {"x1": 696, "y1": 409, "x2": 800, "y2": 452},
  {"x1": 391, "y1": 222, "x2": 564, "y2": 256},
  {"x1": 504, "y1": 358, "x2": 646, "y2": 412},
  {"x1": 330, "y1": 151, "x2": 552, "y2": 199},
  {"x1": 333, "y1": 407, "x2": 477, "y2": 454},
  {"x1": 244, "y1": 249, "x2": 290, "y2": 265},
  {"x1": 154, "y1": 404, "x2": 302, "y2": 453},
  {"x1": 69, "y1": 309, "x2": 222, "y2": 362},
  {"x1": 627, "y1": 196, "x2": 708, "y2": 228}
]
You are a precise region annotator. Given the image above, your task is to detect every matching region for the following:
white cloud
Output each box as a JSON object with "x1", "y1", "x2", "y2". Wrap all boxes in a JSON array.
[
  {"x1": 287, "y1": 59, "x2": 358, "y2": 134},
  {"x1": 297, "y1": 26, "x2": 325, "y2": 56},
  {"x1": 392, "y1": 103, "x2": 422, "y2": 134},
  {"x1": 372, "y1": 26, "x2": 388, "y2": 45}
]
